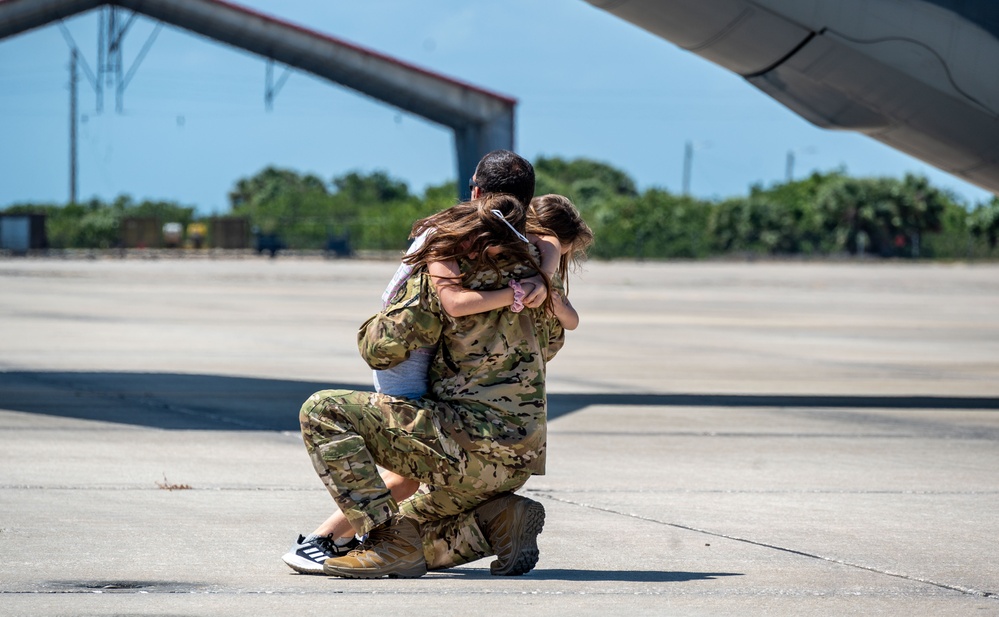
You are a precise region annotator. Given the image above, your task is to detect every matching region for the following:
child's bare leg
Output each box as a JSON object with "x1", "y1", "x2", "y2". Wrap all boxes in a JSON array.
[{"x1": 310, "y1": 469, "x2": 421, "y2": 538}]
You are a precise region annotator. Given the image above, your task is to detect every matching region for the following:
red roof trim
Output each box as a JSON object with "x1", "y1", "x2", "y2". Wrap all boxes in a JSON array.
[{"x1": 200, "y1": 0, "x2": 517, "y2": 106}]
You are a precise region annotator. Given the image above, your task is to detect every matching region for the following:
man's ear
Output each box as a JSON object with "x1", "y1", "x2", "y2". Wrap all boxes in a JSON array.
[{"x1": 471, "y1": 186, "x2": 483, "y2": 199}]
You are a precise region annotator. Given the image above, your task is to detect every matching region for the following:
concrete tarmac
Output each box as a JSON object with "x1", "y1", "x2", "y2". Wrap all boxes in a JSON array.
[{"x1": 1, "y1": 256, "x2": 997, "y2": 616}]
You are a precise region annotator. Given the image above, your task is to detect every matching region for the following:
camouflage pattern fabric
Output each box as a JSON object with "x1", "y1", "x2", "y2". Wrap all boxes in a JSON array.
[
  {"x1": 300, "y1": 252, "x2": 564, "y2": 568},
  {"x1": 360, "y1": 256, "x2": 564, "y2": 476},
  {"x1": 300, "y1": 388, "x2": 534, "y2": 567}
]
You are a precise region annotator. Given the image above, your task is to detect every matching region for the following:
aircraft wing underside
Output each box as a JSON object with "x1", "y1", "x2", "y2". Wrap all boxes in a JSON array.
[{"x1": 585, "y1": 0, "x2": 999, "y2": 195}]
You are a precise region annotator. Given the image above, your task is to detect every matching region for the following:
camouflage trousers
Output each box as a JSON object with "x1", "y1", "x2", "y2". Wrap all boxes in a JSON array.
[{"x1": 299, "y1": 388, "x2": 533, "y2": 570}]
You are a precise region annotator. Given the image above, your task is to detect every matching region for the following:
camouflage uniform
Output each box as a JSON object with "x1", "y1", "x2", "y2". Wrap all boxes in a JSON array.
[{"x1": 300, "y1": 254, "x2": 564, "y2": 569}]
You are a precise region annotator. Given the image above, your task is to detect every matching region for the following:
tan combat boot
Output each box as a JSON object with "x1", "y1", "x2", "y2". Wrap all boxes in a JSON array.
[
  {"x1": 323, "y1": 515, "x2": 427, "y2": 579},
  {"x1": 474, "y1": 494, "x2": 546, "y2": 576}
]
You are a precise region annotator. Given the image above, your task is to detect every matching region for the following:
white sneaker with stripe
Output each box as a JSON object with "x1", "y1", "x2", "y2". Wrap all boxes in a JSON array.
[{"x1": 282, "y1": 533, "x2": 360, "y2": 574}]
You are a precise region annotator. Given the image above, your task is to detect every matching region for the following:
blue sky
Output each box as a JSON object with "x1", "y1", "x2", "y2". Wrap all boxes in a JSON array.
[{"x1": 1, "y1": 0, "x2": 994, "y2": 214}]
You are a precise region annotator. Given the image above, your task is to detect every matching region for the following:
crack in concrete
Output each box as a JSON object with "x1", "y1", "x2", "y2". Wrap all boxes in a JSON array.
[{"x1": 540, "y1": 493, "x2": 999, "y2": 600}]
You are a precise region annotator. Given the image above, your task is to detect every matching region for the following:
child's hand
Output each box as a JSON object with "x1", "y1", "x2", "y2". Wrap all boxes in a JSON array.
[
  {"x1": 519, "y1": 281, "x2": 536, "y2": 300},
  {"x1": 520, "y1": 274, "x2": 548, "y2": 308}
]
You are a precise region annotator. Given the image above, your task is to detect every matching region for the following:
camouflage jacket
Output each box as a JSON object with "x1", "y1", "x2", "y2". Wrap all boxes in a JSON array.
[{"x1": 358, "y1": 254, "x2": 565, "y2": 474}]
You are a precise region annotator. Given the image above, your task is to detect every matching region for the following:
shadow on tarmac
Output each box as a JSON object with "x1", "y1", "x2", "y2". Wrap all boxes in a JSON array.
[
  {"x1": 366, "y1": 566, "x2": 744, "y2": 582},
  {"x1": 529, "y1": 569, "x2": 744, "y2": 582},
  {"x1": 437, "y1": 568, "x2": 745, "y2": 582},
  {"x1": 1, "y1": 371, "x2": 997, "y2": 431}
]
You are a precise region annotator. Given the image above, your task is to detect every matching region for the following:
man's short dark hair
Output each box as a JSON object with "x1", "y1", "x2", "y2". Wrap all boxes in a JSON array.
[{"x1": 474, "y1": 150, "x2": 535, "y2": 207}]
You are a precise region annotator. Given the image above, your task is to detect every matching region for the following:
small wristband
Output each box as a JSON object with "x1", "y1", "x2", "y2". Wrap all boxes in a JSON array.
[{"x1": 509, "y1": 279, "x2": 525, "y2": 313}]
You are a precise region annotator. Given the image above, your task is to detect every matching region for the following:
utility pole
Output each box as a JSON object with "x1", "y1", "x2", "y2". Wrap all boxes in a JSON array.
[
  {"x1": 682, "y1": 140, "x2": 693, "y2": 195},
  {"x1": 682, "y1": 140, "x2": 710, "y2": 195},
  {"x1": 58, "y1": 9, "x2": 162, "y2": 205},
  {"x1": 785, "y1": 147, "x2": 815, "y2": 182},
  {"x1": 69, "y1": 49, "x2": 78, "y2": 204}
]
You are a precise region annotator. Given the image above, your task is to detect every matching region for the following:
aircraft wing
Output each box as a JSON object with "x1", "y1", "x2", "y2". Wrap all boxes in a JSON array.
[{"x1": 584, "y1": 0, "x2": 999, "y2": 195}]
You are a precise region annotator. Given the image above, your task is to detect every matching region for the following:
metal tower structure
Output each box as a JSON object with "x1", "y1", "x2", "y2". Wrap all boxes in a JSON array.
[{"x1": 0, "y1": 0, "x2": 517, "y2": 200}]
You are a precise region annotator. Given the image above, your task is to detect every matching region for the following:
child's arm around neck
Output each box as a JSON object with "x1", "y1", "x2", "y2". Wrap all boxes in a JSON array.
[
  {"x1": 517, "y1": 233, "x2": 560, "y2": 309},
  {"x1": 428, "y1": 258, "x2": 518, "y2": 318},
  {"x1": 529, "y1": 233, "x2": 561, "y2": 280},
  {"x1": 550, "y1": 289, "x2": 579, "y2": 330}
]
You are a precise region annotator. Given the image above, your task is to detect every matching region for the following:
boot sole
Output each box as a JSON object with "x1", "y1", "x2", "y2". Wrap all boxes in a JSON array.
[
  {"x1": 323, "y1": 563, "x2": 427, "y2": 579},
  {"x1": 322, "y1": 517, "x2": 427, "y2": 579},
  {"x1": 490, "y1": 500, "x2": 545, "y2": 576}
]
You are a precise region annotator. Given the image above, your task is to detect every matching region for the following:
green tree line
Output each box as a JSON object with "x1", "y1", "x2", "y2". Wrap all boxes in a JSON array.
[
  {"x1": 3, "y1": 195, "x2": 196, "y2": 250},
  {"x1": 4, "y1": 158, "x2": 999, "y2": 259}
]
